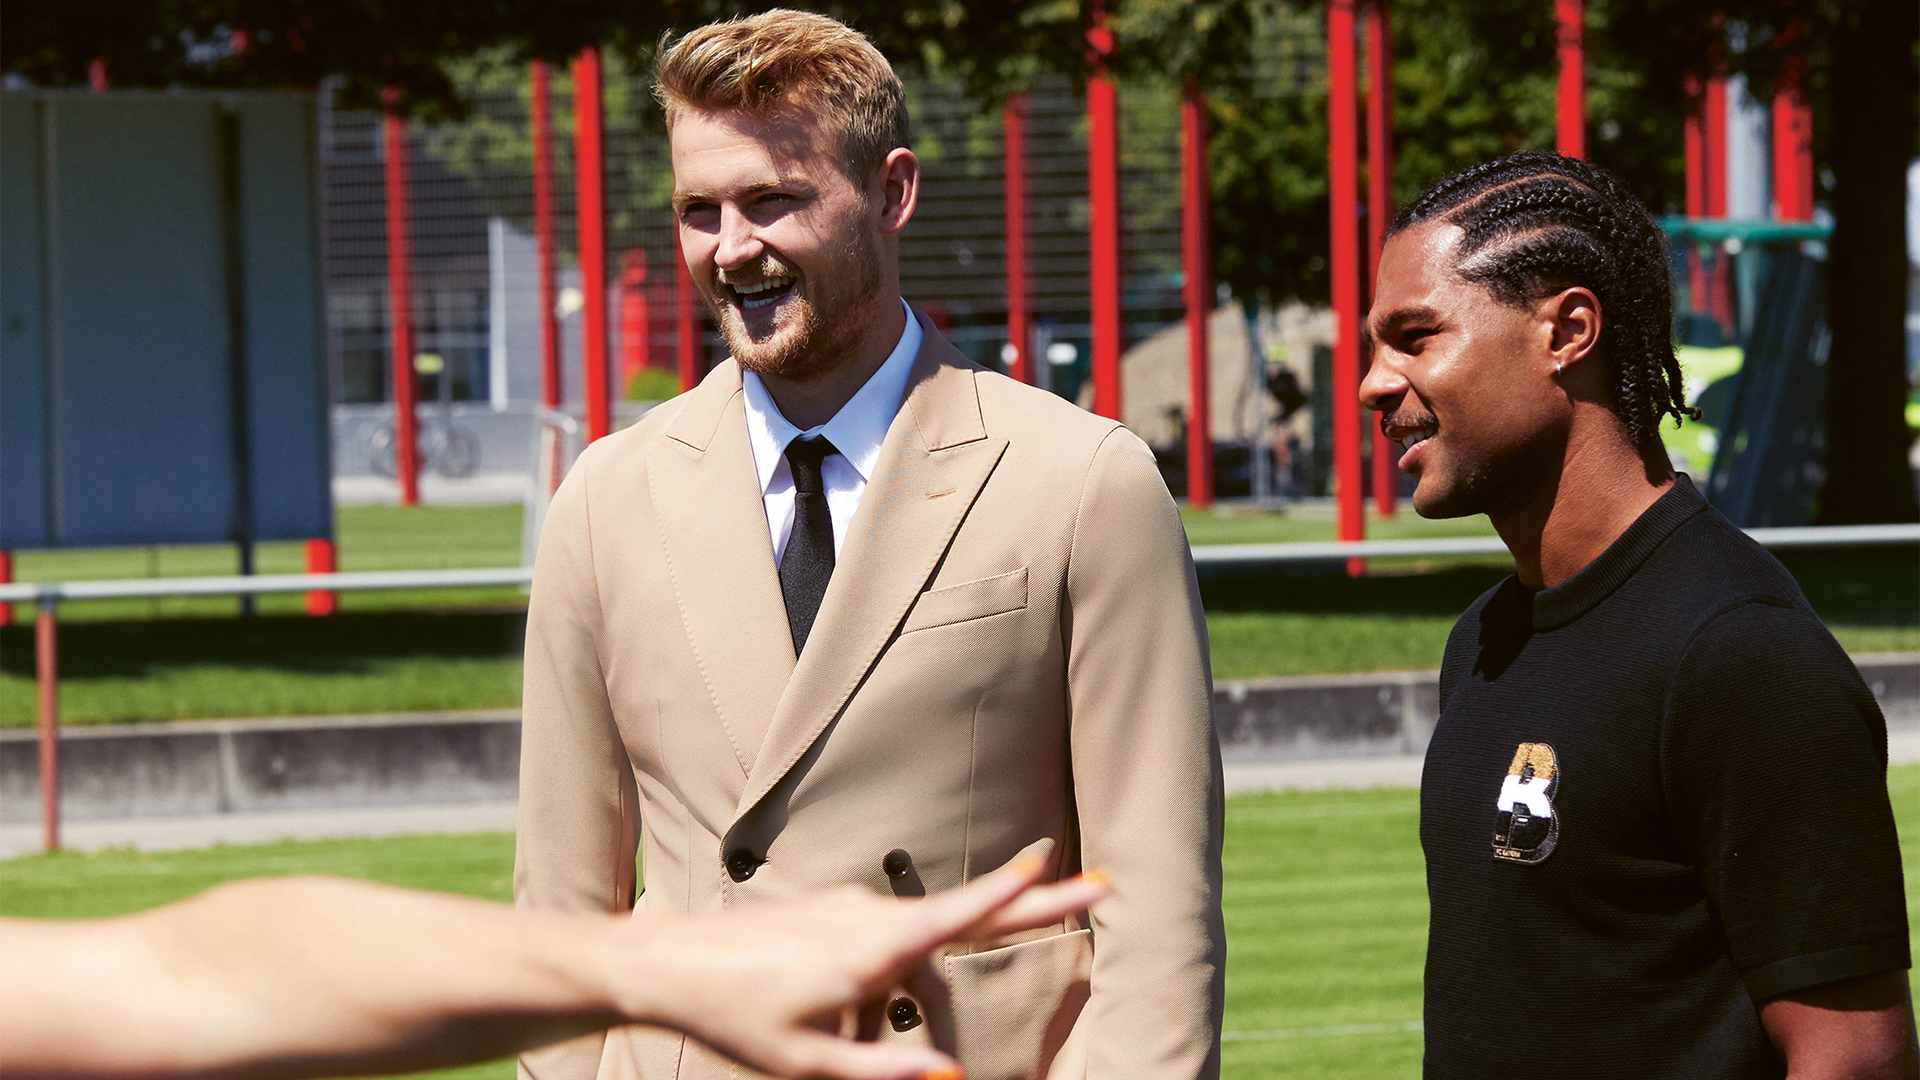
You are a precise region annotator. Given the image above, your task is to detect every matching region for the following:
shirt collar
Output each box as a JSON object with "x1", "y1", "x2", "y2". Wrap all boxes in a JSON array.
[
  {"x1": 742, "y1": 298, "x2": 923, "y2": 493},
  {"x1": 1528, "y1": 474, "x2": 1708, "y2": 630}
]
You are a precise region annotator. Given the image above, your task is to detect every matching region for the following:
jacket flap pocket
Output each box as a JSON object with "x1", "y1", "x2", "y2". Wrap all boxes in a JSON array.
[
  {"x1": 900, "y1": 567, "x2": 1029, "y2": 635},
  {"x1": 944, "y1": 928, "x2": 1092, "y2": 1080}
]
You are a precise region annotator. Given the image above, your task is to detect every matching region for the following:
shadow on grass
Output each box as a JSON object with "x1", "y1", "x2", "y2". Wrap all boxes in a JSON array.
[
  {"x1": 0, "y1": 609, "x2": 528, "y2": 680},
  {"x1": 1202, "y1": 545, "x2": 1918, "y2": 629}
]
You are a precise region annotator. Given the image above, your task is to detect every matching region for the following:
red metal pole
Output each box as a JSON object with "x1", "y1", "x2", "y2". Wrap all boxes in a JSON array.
[
  {"x1": 573, "y1": 48, "x2": 611, "y2": 443},
  {"x1": 381, "y1": 93, "x2": 420, "y2": 507},
  {"x1": 1683, "y1": 72, "x2": 1708, "y2": 314},
  {"x1": 88, "y1": 59, "x2": 107, "y2": 91},
  {"x1": 1771, "y1": 57, "x2": 1813, "y2": 221},
  {"x1": 303, "y1": 538, "x2": 337, "y2": 616},
  {"x1": 674, "y1": 230, "x2": 699, "y2": 393},
  {"x1": 1704, "y1": 72, "x2": 1729, "y2": 328},
  {"x1": 530, "y1": 61, "x2": 562, "y2": 412},
  {"x1": 1180, "y1": 81, "x2": 1215, "y2": 509},
  {"x1": 1364, "y1": 0, "x2": 1397, "y2": 519},
  {"x1": 1705, "y1": 79, "x2": 1727, "y2": 216},
  {"x1": 1554, "y1": 0, "x2": 1584, "y2": 159},
  {"x1": 1086, "y1": 4, "x2": 1123, "y2": 421},
  {"x1": 36, "y1": 599, "x2": 59, "y2": 853},
  {"x1": 619, "y1": 249, "x2": 650, "y2": 390},
  {"x1": 1329, "y1": 0, "x2": 1365, "y2": 576},
  {"x1": 1003, "y1": 95, "x2": 1032, "y2": 386},
  {"x1": 0, "y1": 550, "x2": 12, "y2": 627}
]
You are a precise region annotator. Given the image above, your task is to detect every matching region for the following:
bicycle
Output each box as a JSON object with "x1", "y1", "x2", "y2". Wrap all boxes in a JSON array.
[{"x1": 368, "y1": 413, "x2": 480, "y2": 479}]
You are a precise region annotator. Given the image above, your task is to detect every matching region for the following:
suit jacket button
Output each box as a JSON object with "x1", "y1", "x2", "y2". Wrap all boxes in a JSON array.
[
  {"x1": 887, "y1": 996, "x2": 922, "y2": 1031},
  {"x1": 882, "y1": 848, "x2": 912, "y2": 879},
  {"x1": 725, "y1": 848, "x2": 759, "y2": 882}
]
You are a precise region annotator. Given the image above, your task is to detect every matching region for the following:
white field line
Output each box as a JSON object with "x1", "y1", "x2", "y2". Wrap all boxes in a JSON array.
[{"x1": 1223, "y1": 1020, "x2": 1423, "y2": 1042}]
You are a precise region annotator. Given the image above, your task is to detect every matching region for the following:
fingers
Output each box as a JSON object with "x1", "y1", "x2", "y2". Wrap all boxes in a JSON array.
[
  {"x1": 964, "y1": 871, "x2": 1110, "y2": 940},
  {"x1": 879, "y1": 855, "x2": 1047, "y2": 958},
  {"x1": 885, "y1": 861, "x2": 1112, "y2": 963}
]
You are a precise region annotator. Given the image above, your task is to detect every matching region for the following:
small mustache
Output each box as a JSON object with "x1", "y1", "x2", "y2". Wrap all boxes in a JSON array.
[
  {"x1": 717, "y1": 258, "x2": 796, "y2": 286},
  {"x1": 1379, "y1": 410, "x2": 1437, "y2": 443}
]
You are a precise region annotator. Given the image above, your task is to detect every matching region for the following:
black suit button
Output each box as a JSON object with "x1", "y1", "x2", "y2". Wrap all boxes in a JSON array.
[
  {"x1": 887, "y1": 996, "x2": 922, "y2": 1031},
  {"x1": 725, "y1": 848, "x2": 760, "y2": 882},
  {"x1": 882, "y1": 848, "x2": 912, "y2": 879}
]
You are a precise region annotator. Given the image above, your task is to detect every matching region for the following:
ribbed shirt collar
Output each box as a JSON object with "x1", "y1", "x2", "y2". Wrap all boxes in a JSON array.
[
  {"x1": 741, "y1": 298, "x2": 922, "y2": 492},
  {"x1": 1529, "y1": 474, "x2": 1709, "y2": 630}
]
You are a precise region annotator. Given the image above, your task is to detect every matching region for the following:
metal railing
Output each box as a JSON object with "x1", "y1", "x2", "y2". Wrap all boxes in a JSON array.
[
  {"x1": 1189, "y1": 522, "x2": 1920, "y2": 567},
  {"x1": 8, "y1": 521, "x2": 1916, "y2": 853},
  {"x1": 7, "y1": 566, "x2": 535, "y2": 854}
]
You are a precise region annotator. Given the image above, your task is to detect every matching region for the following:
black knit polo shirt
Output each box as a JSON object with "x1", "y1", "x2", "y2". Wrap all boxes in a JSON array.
[{"x1": 1421, "y1": 477, "x2": 1910, "y2": 1079}]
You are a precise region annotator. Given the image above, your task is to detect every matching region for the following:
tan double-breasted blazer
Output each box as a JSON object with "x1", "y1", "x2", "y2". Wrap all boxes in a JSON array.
[{"x1": 515, "y1": 313, "x2": 1225, "y2": 1080}]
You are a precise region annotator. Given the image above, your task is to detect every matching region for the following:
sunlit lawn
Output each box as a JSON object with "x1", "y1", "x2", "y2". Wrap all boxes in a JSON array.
[
  {"x1": 5, "y1": 766, "x2": 1912, "y2": 1080},
  {"x1": 4, "y1": 505, "x2": 527, "y2": 622}
]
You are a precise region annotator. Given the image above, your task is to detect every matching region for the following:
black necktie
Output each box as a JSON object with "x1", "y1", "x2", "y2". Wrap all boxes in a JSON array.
[{"x1": 780, "y1": 435, "x2": 838, "y2": 655}]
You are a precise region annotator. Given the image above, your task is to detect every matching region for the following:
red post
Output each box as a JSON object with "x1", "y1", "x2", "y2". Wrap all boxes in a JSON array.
[
  {"x1": 1704, "y1": 72, "x2": 1730, "y2": 327},
  {"x1": 1771, "y1": 56, "x2": 1813, "y2": 221},
  {"x1": 1086, "y1": 3, "x2": 1123, "y2": 421},
  {"x1": 1329, "y1": 0, "x2": 1365, "y2": 576},
  {"x1": 1554, "y1": 0, "x2": 1585, "y2": 159},
  {"x1": 619, "y1": 249, "x2": 651, "y2": 390},
  {"x1": 1180, "y1": 81, "x2": 1215, "y2": 509},
  {"x1": 1683, "y1": 72, "x2": 1708, "y2": 314},
  {"x1": 573, "y1": 48, "x2": 611, "y2": 442},
  {"x1": 674, "y1": 231, "x2": 699, "y2": 393},
  {"x1": 530, "y1": 61, "x2": 562, "y2": 411},
  {"x1": 381, "y1": 93, "x2": 420, "y2": 507},
  {"x1": 1003, "y1": 95, "x2": 1033, "y2": 385},
  {"x1": 88, "y1": 59, "x2": 107, "y2": 91},
  {"x1": 302, "y1": 539, "x2": 338, "y2": 616},
  {"x1": 0, "y1": 550, "x2": 12, "y2": 627},
  {"x1": 36, "y1": 600, "x2": 59, "y2": 853},
  {"x1": 1364, "y1": 0, "x2": 1397, "y2": 519}
]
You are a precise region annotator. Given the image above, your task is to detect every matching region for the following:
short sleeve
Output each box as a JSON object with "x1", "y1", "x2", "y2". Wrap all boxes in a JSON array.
[{"x1": 1661, "y1": 599, "x2": 1911, "y2": 1002}]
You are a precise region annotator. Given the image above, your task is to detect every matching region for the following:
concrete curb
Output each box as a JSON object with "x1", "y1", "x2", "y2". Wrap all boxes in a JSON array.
[
  {"x1": 0, "y1": 710, "x2": 520, "y2": 825},
  {"x1": 5, "y1": 655, "x2": 1913, "y2": 828}
]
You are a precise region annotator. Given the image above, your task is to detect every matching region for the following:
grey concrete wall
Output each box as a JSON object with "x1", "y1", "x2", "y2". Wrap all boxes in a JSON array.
[
  {"x1": 5, "y1": 656, "x2": 1913, "y2": 823},
  {"x1": 0, "y1": 711, "x2": 519, "y2": 824}
]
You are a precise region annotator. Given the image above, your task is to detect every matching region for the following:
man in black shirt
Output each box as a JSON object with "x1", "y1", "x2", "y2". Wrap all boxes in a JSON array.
[{"x1": 1359, "y1": 151, "x2": 1915, "y2": 1078}]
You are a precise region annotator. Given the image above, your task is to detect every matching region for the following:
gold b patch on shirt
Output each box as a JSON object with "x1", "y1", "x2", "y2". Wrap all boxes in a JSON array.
[{"x1": 1492, "y1": 742, "x2": 1560, "y2": 864}]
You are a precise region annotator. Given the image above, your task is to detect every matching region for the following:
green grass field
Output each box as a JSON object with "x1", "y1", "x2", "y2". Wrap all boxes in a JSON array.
[
  {"x1": 4, "y1": 767, "x2": 1914, "y2": 1079},
  {"x1": 2, "y1": 504, "x2": 1913, "y2": 725}
]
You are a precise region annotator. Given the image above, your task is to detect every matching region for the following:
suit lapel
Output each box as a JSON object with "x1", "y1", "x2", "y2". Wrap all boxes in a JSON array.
[
  {"x1": 650, "y1": 361, "x2": 794, "y2": 776},
  {"x1": 734, "y1": 321, "x2": 1007, "y2": 821}
]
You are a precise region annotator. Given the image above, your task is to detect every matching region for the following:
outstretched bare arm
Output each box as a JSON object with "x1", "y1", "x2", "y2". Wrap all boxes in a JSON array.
[{"x1": 1, "y1": 856, "x2": 1105, "y2": 1080}]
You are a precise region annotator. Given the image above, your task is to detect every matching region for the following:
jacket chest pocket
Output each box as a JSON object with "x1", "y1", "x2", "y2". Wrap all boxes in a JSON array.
[{"x1": 900, "y1": 567, "x2": 1029, "y2": 635}]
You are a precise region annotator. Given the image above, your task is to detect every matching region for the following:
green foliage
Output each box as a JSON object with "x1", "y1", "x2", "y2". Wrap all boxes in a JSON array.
[{"x1": 625, "y1": 367, "x2": 683, "y2": 402}]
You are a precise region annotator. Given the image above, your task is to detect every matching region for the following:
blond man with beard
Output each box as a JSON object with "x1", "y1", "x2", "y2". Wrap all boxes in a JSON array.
[{"x1": 514, "y1": 10, "x2": 1225, "y2": 1080}]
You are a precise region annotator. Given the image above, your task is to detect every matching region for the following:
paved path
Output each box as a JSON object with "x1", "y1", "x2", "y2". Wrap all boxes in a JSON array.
[
  {"x1": 7, "y1": 729, "x2": 1913, "y2": 859},
  {"x1": 0, "y1": 801, "x2": 518, "y2": 859}
]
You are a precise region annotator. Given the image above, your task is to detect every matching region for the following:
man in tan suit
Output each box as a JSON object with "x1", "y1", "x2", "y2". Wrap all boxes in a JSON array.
[{"x1": 515, "y1": 11, "x2": 1224, "y2": 1079}]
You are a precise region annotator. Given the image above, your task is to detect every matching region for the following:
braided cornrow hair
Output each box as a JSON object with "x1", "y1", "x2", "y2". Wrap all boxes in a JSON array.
[{"x1": 1389, "y1": 151, "x2": 1698, "y2": 466}]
